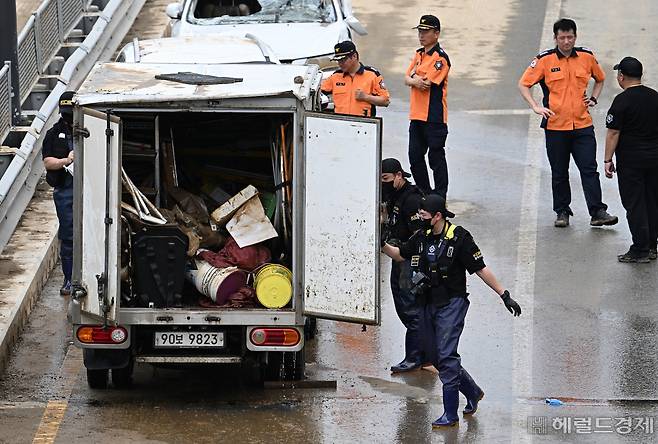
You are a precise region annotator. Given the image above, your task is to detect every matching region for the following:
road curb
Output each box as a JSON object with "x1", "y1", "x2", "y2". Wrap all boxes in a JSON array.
[{"x1": 0, "y1": 187, "x2": 58, "y2": 374}]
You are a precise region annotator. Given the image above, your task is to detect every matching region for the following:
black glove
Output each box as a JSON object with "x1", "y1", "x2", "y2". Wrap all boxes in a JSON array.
[{"x1": 501, "y1": 290, "x2": 521, "y2": 316}]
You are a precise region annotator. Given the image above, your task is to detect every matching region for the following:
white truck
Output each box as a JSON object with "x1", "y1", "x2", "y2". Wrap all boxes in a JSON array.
[{"x1": 67, "y1": 61, "x2": 382, "y2": 388}]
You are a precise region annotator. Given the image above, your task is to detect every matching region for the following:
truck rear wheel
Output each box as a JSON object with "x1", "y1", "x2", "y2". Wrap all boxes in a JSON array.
[
  {"x1": 111, "y1": 364, "x2": 133, "y2": 389},
  {"x1": 241, "y1": 354, "x2": 265, "y2": 387},
  {"x1": 86, "y1": 369, "x2": 109, "y2": 389}
]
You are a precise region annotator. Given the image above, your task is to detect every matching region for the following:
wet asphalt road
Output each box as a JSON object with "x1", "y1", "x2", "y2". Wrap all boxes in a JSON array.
[{"x1": 2, "y1": 0, "x2": 658, "y2": 442}]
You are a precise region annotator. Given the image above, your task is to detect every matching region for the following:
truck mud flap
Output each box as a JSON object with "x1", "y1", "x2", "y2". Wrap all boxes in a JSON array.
[{"x1": 83, "y1": 348, "x2": 131, "y2": 370}]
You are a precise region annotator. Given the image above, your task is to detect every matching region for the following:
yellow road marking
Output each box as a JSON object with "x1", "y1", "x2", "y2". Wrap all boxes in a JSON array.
[
  {"x1": 31, "y1": 346, "x2": 83, "y2": 444},
  {"x1": 32, "y1": 401, "x2": 68, "y2": 443}
]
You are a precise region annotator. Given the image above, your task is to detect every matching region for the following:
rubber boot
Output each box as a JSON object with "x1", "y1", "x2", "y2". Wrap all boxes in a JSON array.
[
  {"x1": 460, "y1": 369, "x2": 484, "y2": 415},
  {"x1": 432, "y1": 387, "x2": 460, "y2": 428},
  {"x1": 391, "y1": 358, "x2": 422, "y2": 373},
  {"x1": 391, "y1": 337, "x2": 423, "y2": 373}
]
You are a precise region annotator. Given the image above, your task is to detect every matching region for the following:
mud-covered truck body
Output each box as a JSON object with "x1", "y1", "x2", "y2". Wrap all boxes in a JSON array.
[{"x1": 67, "y1": 61, "x2": 382, "y2": 388}]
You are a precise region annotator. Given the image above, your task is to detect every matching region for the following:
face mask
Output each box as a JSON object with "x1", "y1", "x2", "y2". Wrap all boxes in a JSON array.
[
  {"x1": 421, "y1": 218, "x2": 433, "y2": 230},
  {"x1": 62, "y1": 112, "x2": 73, "y2": 124},
  {"x1": 381, "y1": 181, "x2": 395, "y2": 200}
]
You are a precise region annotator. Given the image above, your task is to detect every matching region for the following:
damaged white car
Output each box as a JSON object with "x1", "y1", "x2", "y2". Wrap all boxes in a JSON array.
[
  {"x1": 116, "y1": 34, "x2": 280, "y2": 64},
  {"x1": 164, "y1": 0, "x2": 367, "y2": 69}
]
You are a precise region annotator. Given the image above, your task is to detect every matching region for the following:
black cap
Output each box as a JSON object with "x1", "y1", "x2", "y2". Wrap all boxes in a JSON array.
[
  {"x1": 420, "y1": 194, "x2": 455, "y2": 219},
  {"x1": 413, "y1": 15, "x2": 440, "y2": 31},
  {"x1": 331, "y1": 41, "x2": 357, "y2": 61},
  {"x1": 59, "y1": 91, "x2": 75, "y2": 114},
  {"x1": 614, "y1": 57, "x2": 643, "y2": 78},
  {"x1": 382, "y1": 158, "x2": 411, "y2": 178}
]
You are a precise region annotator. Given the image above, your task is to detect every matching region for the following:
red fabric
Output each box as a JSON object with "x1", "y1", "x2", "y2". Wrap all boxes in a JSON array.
[
  {"x1": 198, "y1": 237, "x2": 270, "y2": 271},
  {"x1": 198, "y1": 286, "x2": 257, "y2": 308}
]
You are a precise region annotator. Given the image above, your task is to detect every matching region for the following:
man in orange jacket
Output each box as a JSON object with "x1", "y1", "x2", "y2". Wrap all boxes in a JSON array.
[
  {"x1": 518, "y1": 18, "x2": 618, "y2": 228},
  {"x1": 321, "y1": 41, "x2": 390, "y2": 117},
  {"x1": 405, "y1": 15, "x2": 451, "y2": 198}
]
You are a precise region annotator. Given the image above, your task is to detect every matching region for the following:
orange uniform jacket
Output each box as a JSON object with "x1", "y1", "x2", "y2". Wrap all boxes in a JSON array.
[
  {"x1": 321, "y1": 64, "x2": 389, "y2": 117},
  {"x1": 406, "y1": 44, "x2": 451, "y2": 124},
  {"x1": 520, "y1": 47, "x2": 606, "y2": 130}
]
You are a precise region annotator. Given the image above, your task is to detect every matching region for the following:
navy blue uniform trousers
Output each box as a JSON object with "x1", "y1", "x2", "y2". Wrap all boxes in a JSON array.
[
  {"x1": 423, "y1": 296, "x2": 481, "y2": 417},
  {"x1": 390, "y1": 259, "x2": 423, "y2": 363},
  {"x1": 53, "y1": 180, "x2": 73, "y2": 282},
  {"x1": 408, "y1": 120, "x2": 448, "y2": 198},
  {"x1": 544, "y1": 126, "x2": 607, "y2": 216}
]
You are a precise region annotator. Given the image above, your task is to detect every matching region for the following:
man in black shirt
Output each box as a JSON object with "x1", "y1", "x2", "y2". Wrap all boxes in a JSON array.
[
  {"x1": 381, "y1": 158, "x2": 425, "y2": 372},
  {"x1": 604, "y1": 57, "x2": 658, "y2": 262},
  {"x1": 42, "y1": 91, "x2": 75, "y2": 294},
  {"x1": 382, "y1": 194, "x2": 521, "y2": 428}
]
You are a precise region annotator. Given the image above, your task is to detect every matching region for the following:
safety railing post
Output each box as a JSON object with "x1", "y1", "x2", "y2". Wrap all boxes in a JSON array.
[
  {"x1": 56, "y1": 0, "x2": 65, "y2": 41},
  {"x1": 33, "y1": 11, "x2": 44, "y2": 75},
  {"x1": 0, "y1": 0, "x2": 21, "y2": 125}
]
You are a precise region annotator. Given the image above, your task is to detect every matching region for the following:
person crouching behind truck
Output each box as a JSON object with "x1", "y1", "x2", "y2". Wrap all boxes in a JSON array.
[
  {"x1": 382, "y1": 194, "x2": 521, "y2": 428},
  {"x1": 321, "y1": 41, "x2": 390, "y2": 117},
  {"x1": 42, "y1": 91, "x2": 75, "y2": 295}
]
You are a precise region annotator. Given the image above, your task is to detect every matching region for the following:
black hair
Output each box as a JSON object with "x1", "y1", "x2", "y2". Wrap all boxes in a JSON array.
[
  {"x1": 553, "y1": 18, "x2": 577, "y2": 35},
  {"x1": 620, "y1": 72, "x2": 642, "y2": 81}
]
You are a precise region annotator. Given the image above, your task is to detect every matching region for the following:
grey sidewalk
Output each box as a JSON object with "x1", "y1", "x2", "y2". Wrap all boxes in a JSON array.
[{"x1": 0, "y1": 181, "x2": 58, "y2": 372}]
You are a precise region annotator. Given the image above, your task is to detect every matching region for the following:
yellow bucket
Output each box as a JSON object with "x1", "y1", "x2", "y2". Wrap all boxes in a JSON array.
[{"x1": 255, "y1": 264, "x2": 292, "y2": 309}]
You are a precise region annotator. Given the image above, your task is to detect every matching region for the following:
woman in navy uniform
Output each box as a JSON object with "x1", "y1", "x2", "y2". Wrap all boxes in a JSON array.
[{"x1": 382, "y1": 194, "x2": 521, "y2": 428}]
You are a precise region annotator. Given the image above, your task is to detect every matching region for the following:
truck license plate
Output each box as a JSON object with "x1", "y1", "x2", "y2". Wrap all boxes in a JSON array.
[{"x1": 154, "y1": 332, "x2": 224, "y2": 348}]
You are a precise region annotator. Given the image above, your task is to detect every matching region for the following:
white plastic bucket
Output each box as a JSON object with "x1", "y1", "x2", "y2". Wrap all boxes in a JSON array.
[{"x1": 186, "y1": 260, "x2": 247, "y2": 305}]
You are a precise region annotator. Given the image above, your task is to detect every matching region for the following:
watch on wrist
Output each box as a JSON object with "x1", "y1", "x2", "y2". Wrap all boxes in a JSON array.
[
  {"x1": 604, "y1": 159, "x2": 613, "y2": 163},
  {"x1": 589, "y1": 96, "x2": 598, "y2": 105}
]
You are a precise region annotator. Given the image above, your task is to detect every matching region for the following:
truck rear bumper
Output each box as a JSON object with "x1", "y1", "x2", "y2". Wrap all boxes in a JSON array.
[
  {"x1": 136, "y1": 355, "x2": 243, "y2": 364},
  {"x1": 117, "y1": 308, "x2": 299, "y2": 326}
]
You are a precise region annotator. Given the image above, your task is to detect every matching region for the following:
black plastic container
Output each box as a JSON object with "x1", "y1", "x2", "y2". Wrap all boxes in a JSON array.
[{"x1": 131, "y1": 225, "x2": 188, "y2": 308}]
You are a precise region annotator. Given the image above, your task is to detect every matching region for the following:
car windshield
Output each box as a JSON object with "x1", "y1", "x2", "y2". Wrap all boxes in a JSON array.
[{"x1": 190, "y1": 0, "x2": 337, "y2": 24}]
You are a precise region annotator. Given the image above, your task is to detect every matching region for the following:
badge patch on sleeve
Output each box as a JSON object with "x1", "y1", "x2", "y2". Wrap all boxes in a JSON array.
[
  {"x1": 472, "y1": 250, "x2": 483, "y2": 261},
  {"x1": 434, "y1": 60, "x2": 443, "y2": 71},
  {"x1": 379, "y1": 79, "x2": 387, "y2": 90},
  {"x1": 411, "y1": 255, "x2": 420, "y2": 267},
  {"x1": 530, "y1": 59, "x2": 537, "y2": 68},
  {"x1": 606, "y1": 113, "x2": 613, "y2": 124}
]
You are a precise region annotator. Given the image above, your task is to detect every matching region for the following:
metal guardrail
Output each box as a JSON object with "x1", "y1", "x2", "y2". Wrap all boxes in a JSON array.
[
  {"x1": 0, "y1": 63, "x2": 10, "y2": 143},
  {"x1": 0, "y1": 0, "x2": 146, "y2": 253},
  {"x1": 16, "y1": 0, "x2": 84, "y2": 104}
]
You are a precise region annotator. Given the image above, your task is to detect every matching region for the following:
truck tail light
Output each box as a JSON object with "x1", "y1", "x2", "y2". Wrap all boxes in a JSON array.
[
  {"x1": 250, "y1": 328, "x2": 300, "y2": 347},
  {"x1": 77, "y1": 325, "x2": 127, "y2": 344}
]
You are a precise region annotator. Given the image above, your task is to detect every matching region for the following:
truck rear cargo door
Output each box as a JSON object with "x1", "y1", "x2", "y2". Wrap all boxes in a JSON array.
[
  {"x1": 302, "y1": 112, "x2": 381, "y2": 325},
  {"x1": 77, "y1": 108, "x2": 121, "y2": 323}
]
